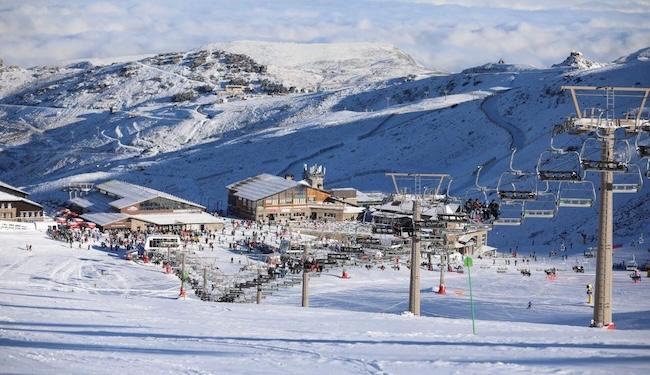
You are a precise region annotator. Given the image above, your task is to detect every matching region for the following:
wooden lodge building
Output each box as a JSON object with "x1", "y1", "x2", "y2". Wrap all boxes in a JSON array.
[
  {"x1": 72, "y1": 180, "x2": 224, "y2": 232},
  {"x1": 0, "y1": 181, "x2": 44, "y2": 222},
  {"x1": 226, "y1": 167, "x2": 363, "y2": 223}
]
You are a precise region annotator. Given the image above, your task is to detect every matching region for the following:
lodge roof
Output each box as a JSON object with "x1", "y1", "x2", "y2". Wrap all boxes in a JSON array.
[
  {"x1": 226, "y1": 173, "x2": 299, "y2": 201},
  {"x1": 95, "y1": 180, "x2": 204, "y2": 210}
]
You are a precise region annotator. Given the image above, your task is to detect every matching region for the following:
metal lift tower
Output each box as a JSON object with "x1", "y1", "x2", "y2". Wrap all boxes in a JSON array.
[
  {"x1": 385, "y1": 173, "x2": 451, "y2": 316},
  {"x1": 561, "y1": 86, "x2": 650, "y2": 328}
]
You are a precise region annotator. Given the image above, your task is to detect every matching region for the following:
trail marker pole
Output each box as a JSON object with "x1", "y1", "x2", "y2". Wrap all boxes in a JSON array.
[
  {"x1": 409, "y1": 200, "x2": 421, "y2": 315},
  {"x1": 464, "y1": 256, "x2": 476, "y2": 334},
  {"x1": 179, "y1": 252, "x2": 187, "y2": 298},
  {"x1": 203, "y1": 267, "x2": 207, "y2": 296},
  {"x1": 438, "y1": 251, "x2": 447, "y2": 295},
  {"x1": 302, "y1": 244, "x2": 309, "y2": 308},
  {"x1": 256, "y1": 269, "x2": 262, "y2": 304}
]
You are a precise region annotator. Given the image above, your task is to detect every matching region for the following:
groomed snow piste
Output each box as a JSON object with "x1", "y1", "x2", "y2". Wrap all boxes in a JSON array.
[{"x1": 1, "y1": 229, "x2": 649, "y2": 374}]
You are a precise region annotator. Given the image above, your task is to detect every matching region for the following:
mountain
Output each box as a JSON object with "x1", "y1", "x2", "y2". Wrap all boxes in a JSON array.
[
  {"x1": 551, "y1": 51, "x2": 604, "y2": 70},
  {"x1": 0, "y1": 42, "x2": 649, "y2": 250},
  {"x1": 614, "y1": 47, "x2": 650, "y2": 64},
  {"x1": 215, "y1": 41, "x2": 435, "y2": 90},
  {"x1": 461, "y1": 62, "x2": 536, "y2": 74}
]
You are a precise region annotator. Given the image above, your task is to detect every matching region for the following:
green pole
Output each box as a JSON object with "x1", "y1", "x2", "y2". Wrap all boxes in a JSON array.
[{"x1": 466, "y1": 260, "x2": 477, "y2": 335}]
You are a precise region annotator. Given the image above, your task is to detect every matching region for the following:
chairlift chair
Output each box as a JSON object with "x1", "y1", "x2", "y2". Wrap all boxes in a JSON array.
[
  {"x1": 463, "y1": 187, "x2": 491, "y2": 205},
  {"x1": 557, "y1": 180, "x2": 596, "y2": 208},
  {"x1": 439, "y1": 179, "x2": 469, "y2": 223},
  {"x1": 537, "y1": 150, "x2": 583, "y2": 182},
  {"x1": 549, "y1": 128, "x2": 584, "y2": 153},
  {"x1": 579, "y1": 137, "x2": 631, "y2": 172},
  {"x1": 493, "y1": 201, "x2": 524, "y2": 226},
  {"x1": 463, "y1": 165, "x2": 495, "y2": 210},
  {"x1": 612, "y1": 164, "x2": 644, "y2": 193},
  {"x1": 523, "y1": 183, "x2": 557, "y2": 219},
  {"x1": 462, "y1": 187, "x2": 498, "y2": 225},
  {"x1": 497, "y1": 172, "x2": 538, "y2": 201},
  {"x1": 497, "y1": 148, "x2": 538, "y2": 201}
]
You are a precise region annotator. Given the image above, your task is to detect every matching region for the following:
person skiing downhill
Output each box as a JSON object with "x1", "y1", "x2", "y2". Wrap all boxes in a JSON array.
[{"x1": 527, "y1": 301, "x2": 532, "y2": 309}]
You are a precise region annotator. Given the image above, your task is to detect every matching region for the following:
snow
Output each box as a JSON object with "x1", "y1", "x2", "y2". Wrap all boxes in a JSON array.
[
  {"x1": 214, "y1": 40, "x2": 435, "y2": 89},
  {"x1": 0, "y1": 41, "x2": 649, "y2": 268},
  {"x1": 1, "y1": 228, "x2": 649, "y2": 374},
  {"x1": 552, "y1": 51, "x2": 605, "y2": 70},
  {"x1": 614, "y1": 47, "x2": 650, "y2": 64},
  {"x1": 461, "y1": 63, "x2": 537, "y2": 74}
]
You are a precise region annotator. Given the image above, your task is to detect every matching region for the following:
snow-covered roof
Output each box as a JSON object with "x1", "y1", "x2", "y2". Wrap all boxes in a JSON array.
[
  {"x1": 422, "y1": 203, "x2": 460, "y2": 218},
  {"x1": 343, "y1": 206, "x2": 365, "y2": 214},
  {"x1": 0, "y1": 191, "x2": 42, "y2": 208},
  {"x1": 458, "y1": 234, "x2": 474, "y2": 243},
  {"x1": 96, "y1": 180, "x2": 204, "y2": 210},
  {"x1": 81, "y1": 212, "x2": 129, "y2": 226},
  {"x1": 376, "y1": 198, "x2": 460, "y2": 221},
  {"x1": 356, "y1": 191, "x2": 386, "y2": 204},
  {"x1": 330, "y1": 188, "x2": 357, "y2": 199},
  {"x1": 68, "y1": 197, "x2": 93, "y2": 209},
  {"x1": 372, "y1": 211, "x2": 409, "y2": 219},
  {"x1": 68, "y1": 193, "x2": 114, "y2": 213},
  {"x1": 477, "y1": 245, "x2": 497, "y2": 254},
  {"x1": 0, "y1": 180, "x2": 28, "y2": 196},
  {"x1": 227, "y1": 173, "x2": 299, "y2": 201},
  {"x1": 130, "y1": 212, "x2": 224, "y2": 226}
]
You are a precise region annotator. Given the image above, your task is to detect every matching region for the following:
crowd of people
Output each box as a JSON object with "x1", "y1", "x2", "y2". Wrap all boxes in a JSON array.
[{"x1": 462, "y1": 199, "x2": 500, "y2": 222}]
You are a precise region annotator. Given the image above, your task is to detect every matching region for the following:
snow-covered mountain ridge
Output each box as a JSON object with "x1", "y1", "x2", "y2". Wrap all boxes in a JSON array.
[{"x1": 1, "y1": 43, "x2": 649, "y2": 249}]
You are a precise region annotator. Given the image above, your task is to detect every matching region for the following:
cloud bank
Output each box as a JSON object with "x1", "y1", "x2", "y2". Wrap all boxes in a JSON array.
[{"x1": 0, "y1": 0, "x2": 649, "y2": 71}]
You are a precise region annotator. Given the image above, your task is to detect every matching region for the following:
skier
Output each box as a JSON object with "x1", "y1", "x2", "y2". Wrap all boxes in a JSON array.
[{"x1": 527, "y1": 301, "x2": 532, "y2": 309}]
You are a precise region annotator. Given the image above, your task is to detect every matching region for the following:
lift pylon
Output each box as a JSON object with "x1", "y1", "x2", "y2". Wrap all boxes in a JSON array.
[{"x1": 560, "y1": 85, "x2": 650, "y2": 328}]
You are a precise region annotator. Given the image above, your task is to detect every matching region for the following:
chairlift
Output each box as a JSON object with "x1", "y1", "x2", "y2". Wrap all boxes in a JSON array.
[
  {"x1": 493, "y1": 201, "x2": 524, "y2": 226},
  {"x1": 463, "y1": 165, "x2": 496, "y2": 205},
  {"x1": 549, "y1": 128, "x2": 584, "y2": 153},
  {"x1": 523, "y1": 183, "x2": 557, "y2": 219},
  {"x1": 579, "y1": 137, "x2": 631, "y2": 172},
  {"x1": 612, "y1": 164, "x2": 644, "y2": 193},
  {"x1": 557, "y1": 180, "x2": 596, "y2": 208},
  {"x1": 461, "y1": 166, "x2": 500, "y2": 224},
  {"x1": 497, "y1": 172, "x2": 537, "y2": 201},
  {"x1": 537, "y1": 150, "x2": 582, "y2": 182},
  {"x1": 438, "y1": 179, "x2": 469, "y2": 223},
  {"x1": 497, "y1": 148, "x2": 538, "y2": 201},
  {"x1": 463, "y1": 187, "x2": 489, "y2": 204}
]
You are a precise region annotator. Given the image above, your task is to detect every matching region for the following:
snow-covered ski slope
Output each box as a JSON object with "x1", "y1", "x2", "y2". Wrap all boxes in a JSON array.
[
  {"x1": 1, "y1": 230, "x2": 649, "y2": 374},
  {"x1": 1, "y1": 43, "x2": 650, "y2": 249},
  {"x1": 215, "y1": 40, "x2": 436, "y2": 89}
]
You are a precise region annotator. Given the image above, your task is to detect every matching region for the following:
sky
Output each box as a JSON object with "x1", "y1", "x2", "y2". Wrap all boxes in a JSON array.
[{"x1": 1, "y1": 0, "x2": 649, "y2": 72}]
